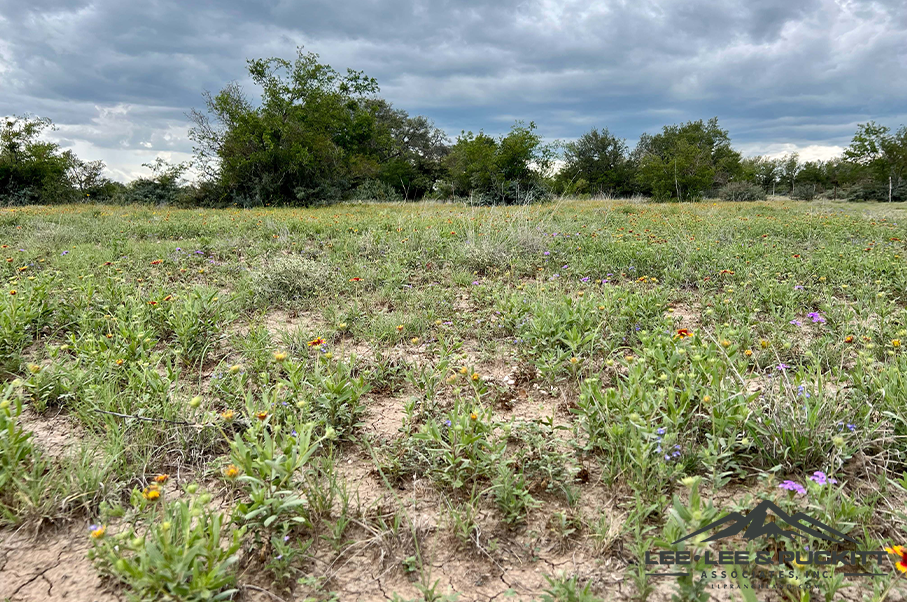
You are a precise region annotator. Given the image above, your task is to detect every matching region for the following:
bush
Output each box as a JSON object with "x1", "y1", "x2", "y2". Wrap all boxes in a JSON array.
[
  {"x1": 351, "y1": 179, "x2": 403, "y2": 202},
  {"x1": 718, "y1": 181, "x2": 765, "y2": 202},
  {"x1": 249, "y1": 256, "x2": 337, "y2": 306},
  {"x1": 791, "y1": 183, "x2": 818, "y2": 201}
]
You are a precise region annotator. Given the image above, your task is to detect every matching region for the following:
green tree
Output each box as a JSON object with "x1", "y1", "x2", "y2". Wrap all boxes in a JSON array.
[
  {"x1": 442, "y1": 121, "x2": 554, "y2": 204},
  {"x1": 558, "y1": 128, "x2": 634, "y2": 196},
  {"x1": 633, "y1": 118, "x2": 741, "y2": 201},
  {"x1": 189, "y1": 48, "x2": 386, "y2": 206},
  {"x1": 364, "y1": 99, "x2": 449, "y2": 199},
  {"x1": 0, "y1": 115, "x2": 77, "y2": 205},
  {"x1": 843, "y1": 122, "x2": 907, "y2": 201},
  {"x1": 779, "y1": 153, "x2": 800, "y2": 195},
  {"x1": 740, "y1": 156, "x2": 779, "y2": 194}
]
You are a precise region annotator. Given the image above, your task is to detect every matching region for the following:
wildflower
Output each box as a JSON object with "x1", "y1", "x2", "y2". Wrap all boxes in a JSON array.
[
  {"x1": 89, "y1": 524, "x2": 106, "y2": 539},
  {"x1": 163, "y1": 295, "x2": 172, "y2": 301},
  {"x1": 702, "y1": 395, "x2": 712, "y2": 403},
  {"x1": 148, "y1": 300, "x2": 157, "y2": 306},
  {"x1": 884, "y1": 546, "x2": 907, "y2": 573},
  {"x1": 744, "y1": 349, "x2": 753, "y2": 357},
  {"x1": 349, "y1": 277, "x2": 361, "y2": 282},
  {"x1": 778, "y1": 480, "x2": 806, "y2": 495},
  {"x1": 154, "y1": 474, "x2": 169, "y2": 484},
  {"x1": 776, "y1": 363, "x2": 789, "y2": 371},
  {"x1": 150, "y1": 260, "x2": 163, "y2": 265},
  {"x1": 808, "y1": 471, "x2": 837, "y2": 486},
  {"x1": 570, "y1": 357, "x2": 579, "y2": 364},
  {"x1": 675, "y1": 328, "x2": 692, "y2": 339},
  {"x1": 469, "y1": 412, "x2": 478, "y2": 420},
  {"x1": 221, "y1": 409, "x2": 235, "y2": 421},
  {"x1": 224, "y1": 464, "x2": 240, "y2": 479},
  {"x1": 395, "y1": 325, "x2": 404, "y2": 332},
  {"x1": 229, "y1": 364, "x2": 243, "y2": 374},
  {"x1": 8, "y1": 290, "x2": 15, "y2": 295},
  {"x1": 273, "y1": 351, "x2": 288, "y2": 362},
  {"x1": 18, "y1": 266, "x2": 27, "y2": 272},
  {"x1": 256, "y1": 411, "x2": 268, "y2": 421},
  {"x1": 142, "y1": 486, "x2": 161, "y2": 501},
  {"x1": 789, "y1": 319, "x2": 802, "y2": 326},
  {"x1": 459, "y1": 366, "x2": 468, "y2": 375},
  {"x1": 471, "y1": 372, "x2": 480, "y2": 381},
  {"x1": 760, "y1": 339, "x2": 770, "y2": 349},
  {"x1": 807, "y1": 312, "x2": 826, "y2": 324},
  {"x1": 892, "y1": 339, "x2": 902, "y2": 348},
  {"x1": 720, "y1": 339, "x2": 731, "y2": 348},
  {"x1": 844, "y1": 335, "x2": 854, "y2": 343},
  {"x1": 410, "y1": 337, "x2": 419, "y2": 344}
]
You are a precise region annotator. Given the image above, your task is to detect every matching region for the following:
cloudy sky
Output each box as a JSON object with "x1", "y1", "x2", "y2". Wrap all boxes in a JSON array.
[{"x1": 1, "y1": 0, "x2": 905, "y2": 181}]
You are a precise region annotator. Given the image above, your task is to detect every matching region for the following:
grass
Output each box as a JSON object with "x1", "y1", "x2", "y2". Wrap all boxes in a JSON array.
[{"x1": 1, "y1": 198, "x2": 906, "y2": 600}]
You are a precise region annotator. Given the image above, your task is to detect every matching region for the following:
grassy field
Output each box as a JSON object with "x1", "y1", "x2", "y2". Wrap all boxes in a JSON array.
[{"x1": 1, "y1": 199, "x2": 906, "y2": 601}]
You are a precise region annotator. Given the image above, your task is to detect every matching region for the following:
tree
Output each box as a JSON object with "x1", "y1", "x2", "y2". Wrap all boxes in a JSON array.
[
  {"x1": 559, "y1": 128, "x2": 634, "y2": 196},
  {"x1": 442, "y1": 121, "x2": 554, "y2": 204},
  {"x1": 843, "y1": 122, "x2": 907, "y2": 201},
  {"x1": 740, "y1": 156, "x2": 779, "y2": 194},
  {"x1": 779, "y1": 153, "x2": 801, "y2": 195},
  {"x1": 0, "y1": 115, "x2": 76, "y2": 205},
  {"x1": 65, "y1": 153, "x2": 110, "y2": 200},
  {"x1": 633, "y1": 117, "x2": 741, "y2": 200},
  {"x1": 364, "y1": 99, "x2": 449, "y2": 199},
  {"x1": 189, "y1": 48, "x2": 386, "y2": 206}
]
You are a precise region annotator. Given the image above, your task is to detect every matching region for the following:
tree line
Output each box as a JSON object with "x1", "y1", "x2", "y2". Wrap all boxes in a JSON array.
[{"x1": 3, "y1": 49, "x2": 906, "y2": 206}]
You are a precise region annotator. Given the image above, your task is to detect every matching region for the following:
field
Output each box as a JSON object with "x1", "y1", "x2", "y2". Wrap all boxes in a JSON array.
[{"x1": 1, "y1": 199, "x2": 906, "y2": 602}]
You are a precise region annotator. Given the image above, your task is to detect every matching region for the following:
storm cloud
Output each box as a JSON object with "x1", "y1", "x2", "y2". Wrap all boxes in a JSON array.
[{"x1": 1, "y1": 0, "x2": 905, "y2": 180}]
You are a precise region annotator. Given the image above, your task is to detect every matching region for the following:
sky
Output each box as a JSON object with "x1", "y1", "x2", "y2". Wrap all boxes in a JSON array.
[{"x1": 1, "y1": 0, "x2": 905, "y2": 182}]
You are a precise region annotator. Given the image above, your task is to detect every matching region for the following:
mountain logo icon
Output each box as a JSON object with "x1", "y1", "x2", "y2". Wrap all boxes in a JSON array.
[{"x1": 672, "y1": 500, "x2": 858, "y2": 545}]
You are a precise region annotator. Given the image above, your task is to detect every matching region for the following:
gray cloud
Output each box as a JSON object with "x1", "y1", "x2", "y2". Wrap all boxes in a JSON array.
[{"x1": 1, "y1": 0, "x2": 905, "y2": 180}]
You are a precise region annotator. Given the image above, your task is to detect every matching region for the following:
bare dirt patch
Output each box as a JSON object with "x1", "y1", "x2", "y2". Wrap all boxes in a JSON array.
[
  {"x1": 0, "y1": 525, "x2": 121, "y2": 602},
  {"x1": 18, "y1": 409, "x2": 84, "y2": 460}
]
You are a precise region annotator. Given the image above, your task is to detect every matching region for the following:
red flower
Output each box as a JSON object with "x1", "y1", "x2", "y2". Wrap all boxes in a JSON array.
[
  {"x1": 885, "y1": 546, "x2": 907, "y2": 573},
  {"x1": 349, "y1": 277, "x2": 361, "y2": 282},
  {"x1": 150, "y1": 259, "x2": 163, "y2": 265},
  {"x1": 675, "y1": 329, "x2": 693, "y2": 339}
]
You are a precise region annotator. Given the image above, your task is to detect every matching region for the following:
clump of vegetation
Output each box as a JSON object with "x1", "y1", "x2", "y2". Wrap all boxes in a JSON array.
[
  {"x1": 249, "y1": 255, "x2": 337, "y2": 306},
  {"x1": 719, "y1": 181, "x2": 766, "y2": 201}
]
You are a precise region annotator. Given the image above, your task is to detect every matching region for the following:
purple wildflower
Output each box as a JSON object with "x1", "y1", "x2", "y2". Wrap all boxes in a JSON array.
[
  {"x1": 790, "y1": 319, "x2": 802, "y2": 326},
  {"x1": 779, "y1": 480, "x2": 806, "y2": 495},
  {"x1": 809, "y1": 471, "x2": 837, "y2": 486},
  {"x1": 581, "y1": 276, "x2": 590, "y2": 282},
  {"x1": 543, "y1": 251, "x2": 550, "y2": 256},
  {"x1": 794, "y1": 285, "x2": 804, "y2": 290},
  {"x1": 776, "y1": 363, "x2": 789, "y2": 371},
  {"x1": 807, "y1": 312, "x2": 826, "y2": 324}
]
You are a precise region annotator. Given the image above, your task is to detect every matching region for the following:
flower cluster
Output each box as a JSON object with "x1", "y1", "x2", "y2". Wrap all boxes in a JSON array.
[{"x1": 779, "y1": 480, "x2": 806, "y2": 495}]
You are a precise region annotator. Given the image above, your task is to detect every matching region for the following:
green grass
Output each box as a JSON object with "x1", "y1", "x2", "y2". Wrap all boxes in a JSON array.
[{"x1": 1, "y1": 199, "x2": 906, "y2": 600}]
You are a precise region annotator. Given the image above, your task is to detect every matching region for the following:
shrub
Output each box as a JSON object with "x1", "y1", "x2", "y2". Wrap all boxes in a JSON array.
[
  {"x1": 351, "y1": 179, "x2": 403, "y2": 202},
  {"x1": 249, "y1": 256, "x2": 336, "y2": 306},
  {"x1": 718, "y1": 181, "x2": 766, "y2": 202},
  {"x1": 791, "y1": 183, "x2": 818, "y2": 201}
]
